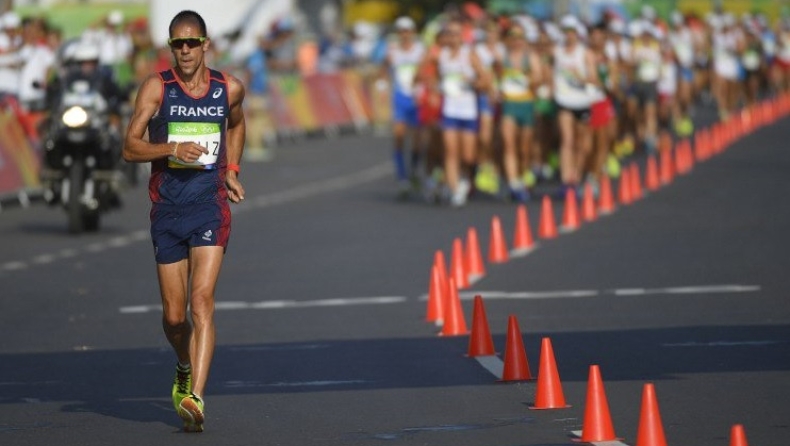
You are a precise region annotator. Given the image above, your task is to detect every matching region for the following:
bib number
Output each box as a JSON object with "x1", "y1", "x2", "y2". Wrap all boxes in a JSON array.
[
  {"x1": 442, "y1": 73, "x2": 467, "y2": 97},
  {"x1": 501, "y1": 68, "x2": 529, "y2": 98},
  {"x1": 395, "y1": 64, "x2": 417, "y2": 93},
  {"x1": 167, "y1": 122, "x2": 221, "y2": 170}
]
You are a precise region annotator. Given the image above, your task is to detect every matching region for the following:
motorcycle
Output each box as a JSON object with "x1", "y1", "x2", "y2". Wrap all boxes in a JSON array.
[{"x1": 40, "y1": 75, "x2": 124, "y2": 234}]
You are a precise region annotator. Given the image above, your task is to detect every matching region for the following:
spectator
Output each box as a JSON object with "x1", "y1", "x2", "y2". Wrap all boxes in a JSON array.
[
  {"x1": 0, "y1": 12, "x2": 22, "y2": 100},
  {"x1": 81, "y1": 10, "x2": 133, "y2": 77},
  {"x1": 267, "y1": 18, "x2": 298, "y2": 74},
  {"x1": 17, "y1": 17, "x2": 55, "y2": 112},
  {"x1": 244, "y1": 35, "x2": 274, "y2": 161}
]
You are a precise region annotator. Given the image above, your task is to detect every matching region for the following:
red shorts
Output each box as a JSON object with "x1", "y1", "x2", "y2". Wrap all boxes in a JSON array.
[
  {"x1": 590, "y1": 97, "x2": 615, "y2": 129},
  {"x1": 417, "y1": 91, "x2": 442, "y2": 126}
]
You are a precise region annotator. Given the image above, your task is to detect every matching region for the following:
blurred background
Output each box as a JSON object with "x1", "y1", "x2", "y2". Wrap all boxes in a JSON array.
[{"x1": 2, "y1": 0, "x2": 790, "y2": 203}]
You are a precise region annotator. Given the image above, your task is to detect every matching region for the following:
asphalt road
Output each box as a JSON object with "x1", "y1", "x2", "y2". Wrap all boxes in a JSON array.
[{"x1": 1, "y1": 120, "x2": 789, "y2": 446}]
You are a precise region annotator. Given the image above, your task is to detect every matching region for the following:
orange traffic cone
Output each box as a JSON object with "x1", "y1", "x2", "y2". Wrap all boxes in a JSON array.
[
  {"x1": 730, "y1": 424, "x2": 748, "y2": 446},
  {"x1": 512, "y1": 204, "x2": 535, "y2": 254},
  {"x1": 581, "y1": 182, "x2": 597, "y2": 222},
  {"x1": 467, "y1": 295, "x2": 495, "y2": 357},
  {"x1": 645, "y1": 155, "x2": 660, "y2": 191},
  {"x1": 598, "y1": 175, "x2": 615, "y2": 215},
  {"x1": 635, "y1": 383, "x2": 667, "y2": 446},
  {"x1": 450, "y1": 238, "x2": 469, "y2": 290},
  {"x1": 488, "y1": 215, "x2": 509, "y2": 264},
  {"x1": 530, "y1": 337, "x2": 570, "y2": 409},
  {"x1": 578, "y1": 365, "x2": 619, "y2": 443},
  {"x1": 539, "y1": 196, "x2": 558, "y2": 239},
  {"x1": 561, "y1": 186, "x2": 580, "y2": 232},
  {"x1": 440, "y1": 278, "x2": 468, "y2": 337},
  {"x1": 694, "y1": 129, "x2": 709, "y2": 162},
  {"x1": 630, "y1": 163, "x2": 643, "y2": 200},
  {"x1": 434, "y1": 250, "x2": 449, "y2": 305},
  {"x1": 659, "y1": 147, "x2": 674, "y2": 185},
  {"x1": 425, "y1": 264, "x2": 444, "y2": 325},
  {"x1": 465, "y1": 227, "x2": 486, "y2": 281},
  {"x1": 618, "y1": 168, "x2": 632, "y2": 205},
  {"x1": 499, "y1": 315, "x2": 533, "y2": 381},
  {"x1": 658, "y1": 131, "x2": 672, "y2": 153}
]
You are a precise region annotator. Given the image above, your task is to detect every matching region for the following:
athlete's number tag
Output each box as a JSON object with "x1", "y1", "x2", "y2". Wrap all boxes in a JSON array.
[
  {"x1": 395, "y1": 64, "x2": 417, "y2": 93},
  {"x1": 167, "y1": 122, "x2": 221, "y2": 170},
  {"x1": 638, "y1": 61, "x2": 660, "y2": 82},
  {"x1": 501, "y1": 68, "x2": 529, "y2": 98},
  {"x1": 442, "y1": 73, "x2": 466, "y2": 97}
]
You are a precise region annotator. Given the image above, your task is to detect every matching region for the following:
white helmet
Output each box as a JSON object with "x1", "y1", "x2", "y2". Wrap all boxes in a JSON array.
[{"x1": 72, "y1": 42, "x2": 100, "y2": 62}]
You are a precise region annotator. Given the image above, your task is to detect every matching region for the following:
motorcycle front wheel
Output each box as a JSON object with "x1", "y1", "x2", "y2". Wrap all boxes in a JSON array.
[{"x1": 67, "y1": 162, "x2": 84, "y2": 234}]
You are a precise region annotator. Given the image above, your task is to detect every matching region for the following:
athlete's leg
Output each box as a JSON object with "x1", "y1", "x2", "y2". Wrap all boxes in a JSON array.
[
  {"x1": 158, "y1": 259, "x2": 191, "y2": 365},
  {"x1": 557, "y1": 109, "x2": 577, "y2": 185},
  {"x1": 443, "y1": 127, "x2": 460, "y2": 194},
  {"x1": 186, "y1": 245, "x2": 224, "y2": 399},
  {"x1": 500, "y1": 115, "x2": 519, "y2": 186}
]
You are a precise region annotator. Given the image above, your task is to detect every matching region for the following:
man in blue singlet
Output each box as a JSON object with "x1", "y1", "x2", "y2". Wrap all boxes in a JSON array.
[{"x1": 122, "y1": 10, "x2": 246, "y2": 432}]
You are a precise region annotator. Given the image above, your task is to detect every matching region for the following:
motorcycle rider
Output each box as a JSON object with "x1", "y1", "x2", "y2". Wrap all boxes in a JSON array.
[{"x1": 43, "y1": 40, "x2": 126, "y2": 171}]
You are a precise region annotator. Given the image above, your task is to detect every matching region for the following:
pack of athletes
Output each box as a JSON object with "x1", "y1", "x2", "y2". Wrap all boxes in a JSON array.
[{"x1": 147, "y1": 68, "x2": 231, "y2": 262}]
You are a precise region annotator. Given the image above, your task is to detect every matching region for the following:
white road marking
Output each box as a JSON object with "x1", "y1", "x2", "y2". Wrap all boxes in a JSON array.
[
  {"x1": 662, "y1": 340, "x2": 784, "y2": 348},
  {"x1": 120, "y1": 284, "x2": 761, "y2": 314},
  {"x1": 31, "y1": 254, "x2": 56, "y2": 265},
  {"x1": 570, "y1": 430, "x2": 630, "y2": 446},
  {"x1": 2, "y1": 163, "x2": 390, "y2": 275},
  {"x1": 120, "y1": 296, "x2": 407, "y2": 314},
  {"x1": 475, "y1": 355, "x2": 504, "y2": 379},
  {"x1": 614, "y1": 285, "x2": 761, "y2": 296},
  {"x1": 224, "y1": 380, "x2": 368, "y2": 388},
  {"x1": 2, "y1": 261, "x2": 27, "y2": 271}
]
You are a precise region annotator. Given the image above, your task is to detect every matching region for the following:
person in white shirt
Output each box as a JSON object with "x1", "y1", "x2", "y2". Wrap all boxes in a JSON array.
[
  {"x1": 17, "y1": 17, "x2": 55, "y2": 111},
  {"x1": 0, "y1": 12, "x2": 22, "y2": 99},
  {"x1": 81, "y1": 10, "x2": 133, "y2": 71}
]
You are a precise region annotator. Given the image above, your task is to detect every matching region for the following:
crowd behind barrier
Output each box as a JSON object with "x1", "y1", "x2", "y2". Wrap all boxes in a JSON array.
[{"x1": 4, "y1": 4, "x2": 790, "y2": 209}]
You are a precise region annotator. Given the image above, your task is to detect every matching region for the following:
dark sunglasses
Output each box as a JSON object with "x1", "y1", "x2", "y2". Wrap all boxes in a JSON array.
[{"x1": 167, "y1": 37, "x2": 206, "y2": 49}]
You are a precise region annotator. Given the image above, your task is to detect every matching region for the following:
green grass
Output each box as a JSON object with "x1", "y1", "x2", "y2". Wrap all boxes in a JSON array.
[{"x1": 15, "y1": 2, "x2": 149, "y2": 39}]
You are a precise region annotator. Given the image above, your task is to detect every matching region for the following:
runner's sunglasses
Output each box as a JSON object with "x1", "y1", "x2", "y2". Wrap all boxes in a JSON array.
[{"x1": 168, "y1": 37, "x2": 207, "y2": 49}]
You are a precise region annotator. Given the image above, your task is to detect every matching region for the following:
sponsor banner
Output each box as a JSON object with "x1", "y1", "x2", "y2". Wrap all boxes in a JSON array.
[
  {"x1": 270, "y1": 74, "x2": 320, "y2": 131},
  {"x1": 0, "y1": 111, "x2": 40, "y2": 196},
  {"x1": 303, "y1": 74, "x2": 354, "y2": 127}
]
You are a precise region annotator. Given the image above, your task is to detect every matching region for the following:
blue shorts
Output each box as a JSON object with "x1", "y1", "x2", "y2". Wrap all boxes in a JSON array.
[
  {"x1": 392, "y1": 91, "x2": 419, "y2": 127},
  {"x1": 441, "y1": 116, "x2": 479, "y2": 133},
  {"x1": 150, "y1": 201, "x2": 231, "y2": 264},
  {"x1": 477, "y1": 94, "x2": 493, "y2": 116},
  {"x1": 680, "y1": 67, "x2": 694, "y2": 83}
]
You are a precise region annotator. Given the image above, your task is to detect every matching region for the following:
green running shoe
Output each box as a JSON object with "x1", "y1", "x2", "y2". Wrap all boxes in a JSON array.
[
  {"x1": 474, "y1": 162, "x2": 500, "y2": 195},
  {"x1": 521, "y1": 170, "x2": 537, "y2": 189},
  {"x1": 178, "y1": 393, "x2": 205, "y2": 433},
  {"x1": 606, "y1": 154, "x2": 621, "y2": 178},
  {"x1": 172, "y1": 364, "x2": 191, "y2": 414}
]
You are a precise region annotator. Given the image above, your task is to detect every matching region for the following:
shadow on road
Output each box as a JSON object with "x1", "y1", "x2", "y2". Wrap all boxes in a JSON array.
[{"x1": 0, "y1": 323, "x2": 788, "y2": 426}]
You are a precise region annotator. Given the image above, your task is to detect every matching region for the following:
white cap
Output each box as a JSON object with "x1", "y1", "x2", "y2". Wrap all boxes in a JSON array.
[
  {"x1": 394, "y1": 16, "x2": 415, "y2": 31},
  {"x1": 72, "y1": 42, "x2": 100, "y2": 62},
  {"x1": 559, "y1": 15, "x2": 579, "y2": 31},
  {"x1": 641, "y1": 5, "x2": 656, "y2": 21},
  {"x1": 108, "y1": 10, "x2": 124, "y2": 26},
  {"x1": 1, "y1": 12, "x2": 21, "y2": 30},
  {"x1": 671, "y1": 11, "x2": 684, "y2": 26},
  {"x1": 629, "y1": 20, "x2": 645, "y2": 38},
  {"x1": 609, "y1": 19, "x2": 626, "y2": 35}
]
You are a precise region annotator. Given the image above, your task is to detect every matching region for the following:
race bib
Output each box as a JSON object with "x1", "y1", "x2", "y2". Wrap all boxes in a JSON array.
[
  {"x1": 442, "y1": 73, "x2": 466, "y2": 97},
  {"x1": 638, "y1": 61, "x2": 660, "y2": 82},
  {"x1": 742, "y1": 51, "x2": 760, "y2": 70},
  {"x1": 167, "y1": 122, "x2": 221, "y2": 170},
  {"x1": 395, "y1": 64, "x2": 417, "y2": 93},
  {"x1": 501, "y1": 68, "x2": 529, "y2": 98}
]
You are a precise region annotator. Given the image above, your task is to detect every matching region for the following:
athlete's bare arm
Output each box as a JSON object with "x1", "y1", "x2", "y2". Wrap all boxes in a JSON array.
[
  {"x1": 123, "y1": 73, "x2": 208, "y2": 164},
  {"x1": 224, "y1": 74, "x2": 246, "y2": 203}
]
